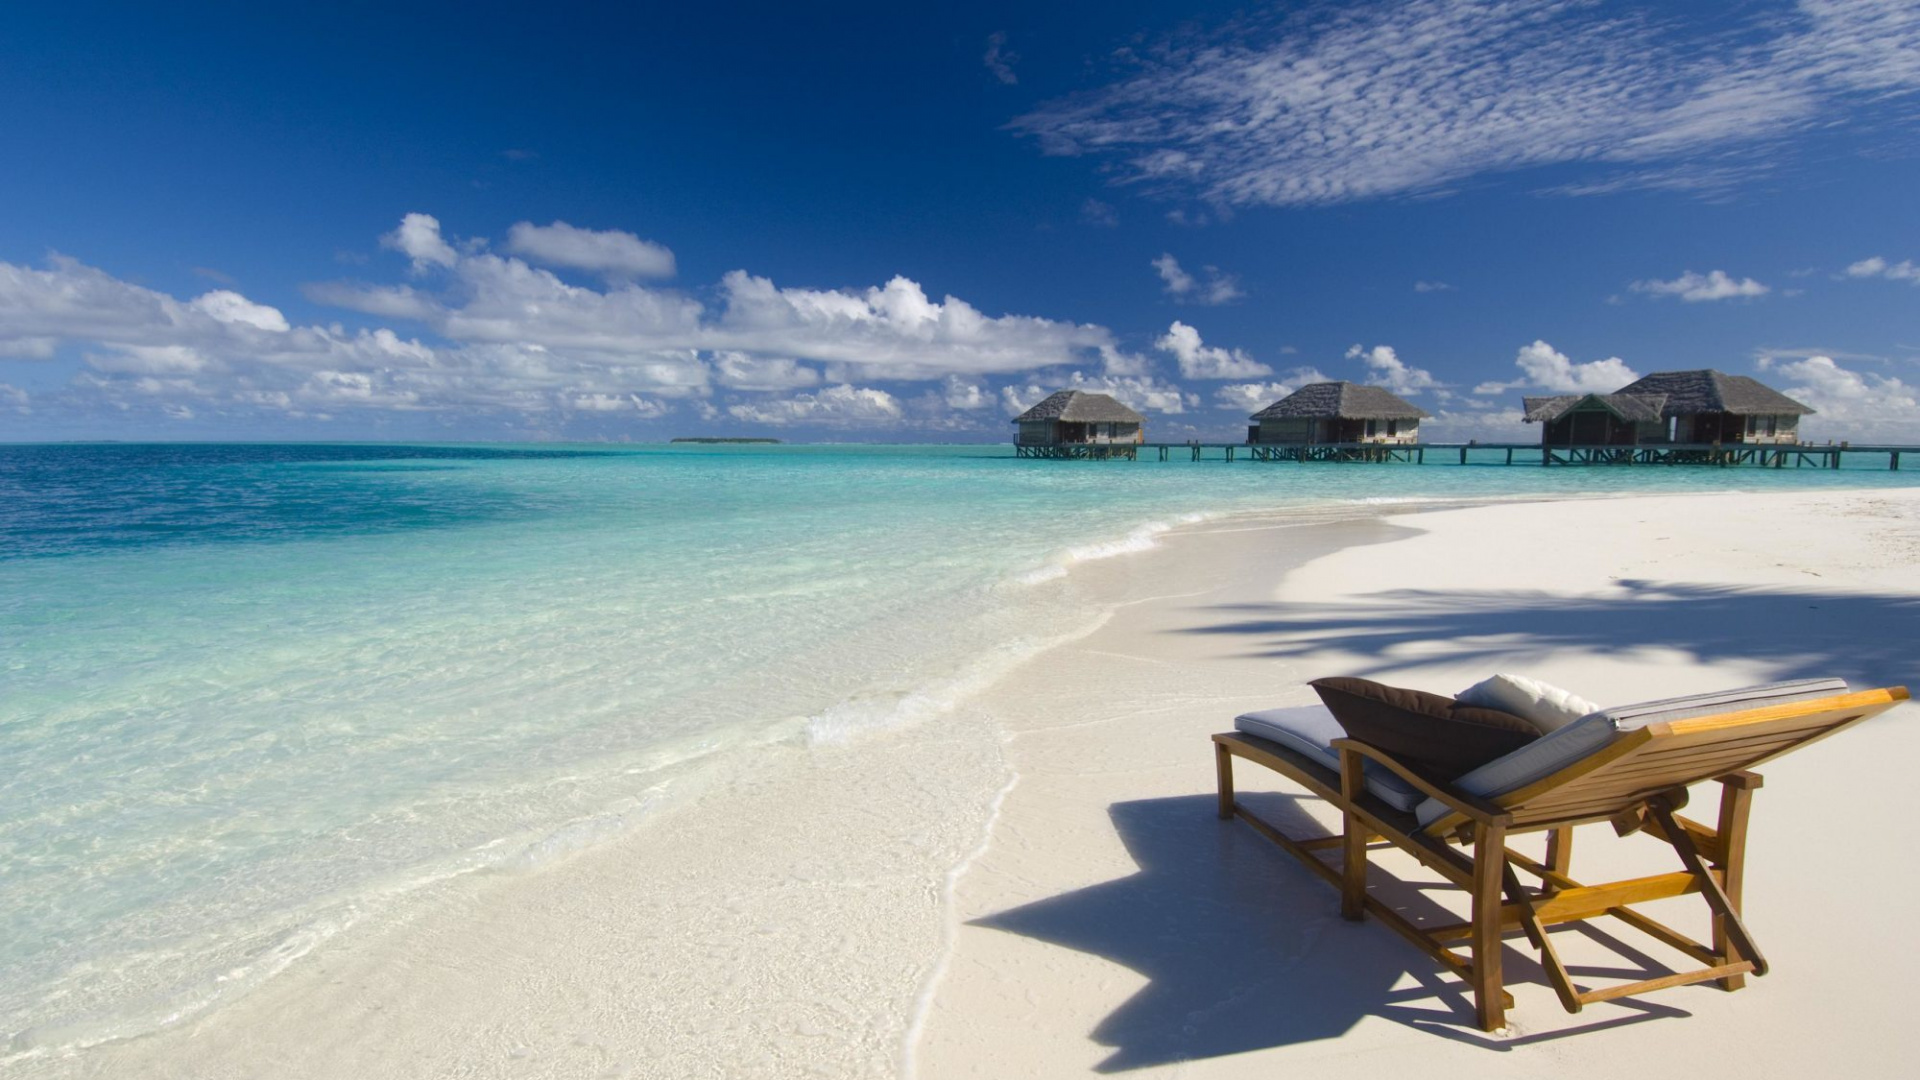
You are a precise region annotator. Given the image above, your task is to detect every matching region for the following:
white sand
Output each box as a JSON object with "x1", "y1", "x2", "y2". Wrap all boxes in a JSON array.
[
  {"x1": 915, "y1": 486, "x2": 1920, "y2": 1077},
  {"x1": 41, "y1": 487, "x2": 1920, "y2": 1078}
]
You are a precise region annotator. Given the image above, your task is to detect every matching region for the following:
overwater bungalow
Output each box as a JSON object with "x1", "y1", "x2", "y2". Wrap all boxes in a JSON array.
[
  {"x1": 1012, "y1": 390, "x2": 1145, "y2": 458},
  {"x1": 1612, "y1": 369, "x2": 1814, "y2": 444},
  {"x1": 1522, "y1": 392, "x2": 1668, "y2": 446},
  {"x1": 1248, "y1": 382, "x2": 1429, "y2": 445}
]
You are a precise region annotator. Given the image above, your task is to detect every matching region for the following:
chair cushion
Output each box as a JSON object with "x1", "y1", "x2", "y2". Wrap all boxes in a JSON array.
[
  {"x1": 1234, "y1": 704, "x2": 1425, "y2": 812},
  {"x1": 1309, "y1": 677, "x2": 1540, "y2": 783},
  {"x1": 1455, "y1": 673, "x2": 1602, "y2": 734},
  {"x1": 1414, "y1": 677, "x2": 1852, "y2": 826}
]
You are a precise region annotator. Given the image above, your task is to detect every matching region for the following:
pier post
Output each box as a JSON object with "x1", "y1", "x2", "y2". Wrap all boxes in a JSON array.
[{"x1": 1893, "y1": 451, "x2": 1901, "y2": 471}]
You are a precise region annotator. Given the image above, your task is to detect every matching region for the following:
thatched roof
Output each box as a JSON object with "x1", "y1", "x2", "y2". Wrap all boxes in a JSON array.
[
  {"x1": 1011, "y1": 390, "x2": 1145, "y2": 424},
  {"x1": 1523, "y1": 392, "x2": 1667, "y2": 424},
  {"x1": 1614, "y1": 370, "x2": 1814, "y2": 417},
  {"x1": 1250, "y1": 381, "x2": 1430, "y2": 421}
]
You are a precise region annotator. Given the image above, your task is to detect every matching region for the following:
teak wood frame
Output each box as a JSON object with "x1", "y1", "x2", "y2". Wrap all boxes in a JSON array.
[{"x1": 1211, "y1": 687, "x2": 1909, "y2": 1031}]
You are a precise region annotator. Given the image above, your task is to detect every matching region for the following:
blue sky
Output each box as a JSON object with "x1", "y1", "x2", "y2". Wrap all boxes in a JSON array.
[{"x1": 3, "y1": 0, "x2": 1918, "y2": 442}]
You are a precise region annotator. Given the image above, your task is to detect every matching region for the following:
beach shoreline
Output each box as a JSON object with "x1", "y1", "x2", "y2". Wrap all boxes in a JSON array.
[{"x1": 31, "y1": 485, "x2": 1920, "y2": 1078}]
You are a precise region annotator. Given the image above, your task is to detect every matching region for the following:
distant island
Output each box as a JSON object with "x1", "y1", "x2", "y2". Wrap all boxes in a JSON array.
[{"x1": 669, "y1": 437, "x2": 782, "y2": 444}]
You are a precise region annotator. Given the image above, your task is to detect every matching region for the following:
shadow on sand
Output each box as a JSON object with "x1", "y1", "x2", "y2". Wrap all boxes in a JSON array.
[
  {"x1": 1180, "y1": 579, "x2": 1918, "y2": 689},
  {"x1": 972, "y1": 794, "x2": 1685, "y2": 1071}
]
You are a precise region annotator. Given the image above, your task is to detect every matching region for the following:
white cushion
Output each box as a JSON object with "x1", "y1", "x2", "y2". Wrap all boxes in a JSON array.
[
  {"x1": 1414, "y1": 677, "x2": 1851, "y2": 827},
  {"x1": 1455, "y1": 673, "x2": 1602, "y2": 734},
  {"x1": 1234, "y1": 704, "x2": 1425, "y2": 813}
]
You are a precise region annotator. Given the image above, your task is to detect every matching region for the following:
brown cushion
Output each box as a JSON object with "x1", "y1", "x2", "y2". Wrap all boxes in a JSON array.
[{"x1": 1309, "y1": 676, "x2": 1541, "y2": 783}]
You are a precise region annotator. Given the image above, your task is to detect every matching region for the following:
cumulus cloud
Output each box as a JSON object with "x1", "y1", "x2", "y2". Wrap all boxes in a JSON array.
[
  {"x1": 1346, "y1": 343, "x2": 1436, "y2": 396},
  {"x1": 712, "y1": 352, "x2": 821, "y2": 392},
  {"x1": 1211, "y1": 367, "x2": 1336, "y2": 413},
  {"x1": 1011, "y1": 0, "x2": 1920, "y2": 207},
  {"x1": 1756, "y1": 353, "x2": 1920, "y2": 441},
  {"x1": 941, "y1": 375, "x2": 990, "y2": 409},
  {"x1": 1631, "y1": 269, "x2": 1770, "y2": 302},
  {"x1": 504, "y1": 220, "x2": 677, "y2": 280},
  {"x1": 726, "y1": 384, "x2": 903, "y2": 426},
  {"x1": 1151, "y1": 253, "x2": 1242, "y2": 305},
  {"x1": 300, "y1": 281, "x2": 441, "y2": 321},
  {"x1": 0, "y1": 212, "x2": 1193, "y2": 434},
  {"x1": 1846, "y1": 255, "x2": 1920, "y2": 283},
  {"x1": 1155, "y1": 320, "x2": 1271, "y2": 379},
  {"x1": 383, "y1": 212, "x2": 458, "y2": 271},
  {"x1": 1474, "y1": 340, "x2": 1640, "y2": 395},
  {"x1": 0, "y1": 382, "x2": 27, "y2": 410},
  {"x1": 983, "y1": 31, "x2": 1019, "y2": 85},
  {"x1": 1000, "y1": 371, "x2": 1196, "y2": 416}
]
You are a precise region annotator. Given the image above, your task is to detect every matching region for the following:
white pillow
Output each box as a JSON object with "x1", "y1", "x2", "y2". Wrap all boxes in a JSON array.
[{"x1": 1455, "y1": 673, "x2": 1603, "y2": 734}]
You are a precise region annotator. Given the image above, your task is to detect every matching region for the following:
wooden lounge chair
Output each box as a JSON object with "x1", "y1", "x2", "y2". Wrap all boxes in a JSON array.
[{"x1": 1211, "y1": 680, "x2": 1910, "y2": 1030}]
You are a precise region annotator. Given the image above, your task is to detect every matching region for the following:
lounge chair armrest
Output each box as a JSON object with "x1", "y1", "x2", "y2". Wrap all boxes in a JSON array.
[{"x1": 1330, "y1": 738, "x2": 1514, "y2": 827}]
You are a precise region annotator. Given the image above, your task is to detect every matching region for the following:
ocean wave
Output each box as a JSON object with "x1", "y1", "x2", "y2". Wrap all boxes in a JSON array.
[{"x1": 1012, "y1": 512, "x2": 1214, "y2": 586}]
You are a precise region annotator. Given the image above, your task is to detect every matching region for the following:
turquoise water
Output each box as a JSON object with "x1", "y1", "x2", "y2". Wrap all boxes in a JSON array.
[{"x1": 3, "y1": 442, "x2": 1916, "y2": 1057}]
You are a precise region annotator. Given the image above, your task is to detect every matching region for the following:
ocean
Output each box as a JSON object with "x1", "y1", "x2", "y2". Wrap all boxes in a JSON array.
[{"x1": 3, "y1": 441, "x2": 1916, "y2": 1061}]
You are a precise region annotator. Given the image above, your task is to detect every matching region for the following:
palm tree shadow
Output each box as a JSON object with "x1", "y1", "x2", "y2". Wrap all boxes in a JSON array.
[
  {"x1": 1181, "y1": 580, "x2": 1918, "y2": 687},
  {"x1": 970, "y1": 794, "x2": 1683, "y2": 1071}
]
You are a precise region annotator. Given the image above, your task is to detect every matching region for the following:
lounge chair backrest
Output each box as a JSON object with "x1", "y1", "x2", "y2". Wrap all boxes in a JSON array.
[{"x1": 1417, "y1": 680, "x2": 1898, "y2": 832}]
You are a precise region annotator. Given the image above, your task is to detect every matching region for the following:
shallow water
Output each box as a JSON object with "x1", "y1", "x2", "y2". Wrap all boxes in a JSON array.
[{"x1": 3, "y1": 441, "x2": 1915, "y2": 1058}]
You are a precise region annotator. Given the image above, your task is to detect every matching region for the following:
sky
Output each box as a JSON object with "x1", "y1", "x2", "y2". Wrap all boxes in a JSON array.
[{"x1": 2, "y1": 0, "x2": 1918, "y2": 443}]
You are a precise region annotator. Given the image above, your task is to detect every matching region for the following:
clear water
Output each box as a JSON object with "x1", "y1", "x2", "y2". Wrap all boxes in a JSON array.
[{"x1": 3, "y1": 441, "x2": 1915, "y2": 1058}]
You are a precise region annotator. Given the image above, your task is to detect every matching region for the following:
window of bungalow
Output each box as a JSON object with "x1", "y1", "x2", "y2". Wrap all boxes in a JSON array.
[
  {"x1": 1386, "y1": 419, "x2": 1399, "y2": 437},
  {"x1": 1365, "y1": 419, "x2": 1377, "y2": 438},
  {"x1": 1766, "y1": 415, "x2": 1777, "y2": 436}
]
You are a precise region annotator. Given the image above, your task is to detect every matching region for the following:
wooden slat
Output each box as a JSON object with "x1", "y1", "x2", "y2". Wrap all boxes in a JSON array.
[
  {"x1": 1577, "y1": 962, "x2": 1755, "y2": 1005},
  {"x1": 1429, "y1": 871, "x2": 1701, "y2": 941}
]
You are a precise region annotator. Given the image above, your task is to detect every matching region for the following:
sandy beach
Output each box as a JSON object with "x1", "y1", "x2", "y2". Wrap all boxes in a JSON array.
[{"x1": 47, "y1": 486, "x2": 1920, "y2": 1079}]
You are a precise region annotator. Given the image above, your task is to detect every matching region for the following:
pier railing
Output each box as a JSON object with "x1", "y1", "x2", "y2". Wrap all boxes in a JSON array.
[{"x1": 1022, "y1": 441, "x2": 1910, "y2": 469}]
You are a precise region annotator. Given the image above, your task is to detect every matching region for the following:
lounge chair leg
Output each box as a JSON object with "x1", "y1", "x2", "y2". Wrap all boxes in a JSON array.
[
  {"x1": 1337, "y1": 746, "x2": 1367, "y2": 920},
  {"x1": 1545, "y1": 826, "x2": 1573, "y2": 884},
  {"x1": 1649, "y1": 797, "x2": 1768, "y2": 978},
  {"x1": 1214, "y1": 741, "x2": 1235, "y2": 820},
  {"x1": 1712, "y1": 772, "x2": 1762, "y2": 990},
  {"x1": 1470, "y1": 819, "x2": 1509, "y2": 1031}
]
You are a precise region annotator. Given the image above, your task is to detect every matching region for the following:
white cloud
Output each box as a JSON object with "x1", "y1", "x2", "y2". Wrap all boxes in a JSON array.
[
  {"x1": 1631, "y1": 269, "x2": 1771, "y2": 302},
  {"x1": 1756, "y1": 353, "x2": 1920, "y2": 441},
  {"x1": 1421, "y1": 406, "x2": 1531, "y2": 443},
  {"x1": 188, "y1": 290, "x2": 290, "y2": 332},
  {"x1": 707, "y1": 270, "x2": 1111, "y2": 379},
  {"x1": 1155, "y1": 320, "x2": 1271, "y2": 379},
  {"x1": 1474, "y1": 340, "x2": 1639, "y2": 395},
  {"x1": 712, "y1": 352, "x2": 821, "y2": 392},
  {"x1": 565, "y1": 393, "x2": 669, "y2": 417},
  {"x1": 983, "y1": 31, "x2": 1019, "y2": 86},
  {"x1": 1152, "y1": 253, "x2": 1194, "y2": 296},
  {"x1": 1413, "y1": 281, "x2": 1454, "y2": 293},
  {"x1": 1000, "y1": 371, "x2": 1196, "y2": 416},
  {"x1": 942, "y1": 375, "x2": 990, "y2": 410},
  {"x1": 0, "y1": 213, "x2": 1158, "y2": 433},
  {"x1": 1080, "y1": 198, "x2": 1118, "y2": 227},
  {"x1": 504, "y1": 220, "x2": 676, "y2": 280},
  {"x1": 1213, "y1": 381, "x2": 1294, "y2": 414},
  {"x1": 1346, "y1": 343, "x2": 1436, "y2": 396},
  {"x1": 1011, "y1": 0, "x2": 1920, "y2": 207},
  {"x1": 383, "y1": 212, "x2": 458, "y2": 271},
  {"x1": 1212, "y1": 366, "x2": 1335, "y2": 413},
  {"x1": 726, "y1": 384, "x2": 903, "y2": 426},
  {"x1": 1846, "y1": 255, "x2": 1920, "y2": 283},
  {"x1": 1151, "y1": 253, "x2": 1242, "y2": 305},
  {"x1": 301, "y1": 281, "x2": 441, "y2": 321},
  {"x1": 0, "y1": 382, "x2": 27, "y2": 410}
]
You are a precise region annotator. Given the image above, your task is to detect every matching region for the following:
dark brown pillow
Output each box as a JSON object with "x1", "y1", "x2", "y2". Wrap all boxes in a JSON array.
[{"x1": 1309, "y1": 676, "x2": 1541, "y2": 783}]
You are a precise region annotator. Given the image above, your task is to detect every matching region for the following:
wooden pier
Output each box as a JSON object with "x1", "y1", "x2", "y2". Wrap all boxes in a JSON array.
[{"x1": 1045, "y1": 442, "x2": 1912, "y2": 469}]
